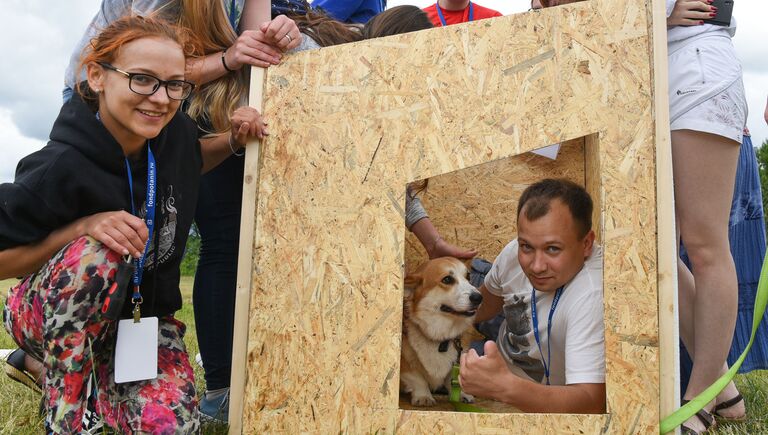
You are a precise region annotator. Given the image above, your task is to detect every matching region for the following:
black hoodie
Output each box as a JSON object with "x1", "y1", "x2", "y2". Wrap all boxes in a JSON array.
[{"x1": 0, "y1": 92, "x2": 202, "y2": 319}]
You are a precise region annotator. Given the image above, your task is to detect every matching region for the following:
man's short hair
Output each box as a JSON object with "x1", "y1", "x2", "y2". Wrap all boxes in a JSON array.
[{"x1": 517, "y1": 179, "x2": 593, "y2": 238}]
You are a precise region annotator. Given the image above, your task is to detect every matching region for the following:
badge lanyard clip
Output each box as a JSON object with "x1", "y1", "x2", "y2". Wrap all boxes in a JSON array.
[{"x1": 124, "y1": 144, "x2": 156, "y2": 323}]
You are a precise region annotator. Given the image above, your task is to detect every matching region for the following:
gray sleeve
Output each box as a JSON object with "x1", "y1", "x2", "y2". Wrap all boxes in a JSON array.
[
  {"x1": 64, "y1": 0, "x2": 176, "y2": 89},
  {"x1": 405, "y1": 192, "x2": 428, "y2": 231},
  {"x1": 290, "y1": 33, "x2": 322, "y2": 53}
]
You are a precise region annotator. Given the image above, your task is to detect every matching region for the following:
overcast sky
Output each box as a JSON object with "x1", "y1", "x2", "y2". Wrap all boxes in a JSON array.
[{"x1": 0, "y1": 0, "x2": 765, "y2": 183}]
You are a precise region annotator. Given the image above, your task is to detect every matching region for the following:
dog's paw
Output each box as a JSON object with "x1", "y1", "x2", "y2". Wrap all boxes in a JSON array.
[
  {"x1": 411, "y1": 394, "x2": 437, "y2": 407},
  {"x1": 460, "y1": 391, "x2": 475, "y2": 403}
]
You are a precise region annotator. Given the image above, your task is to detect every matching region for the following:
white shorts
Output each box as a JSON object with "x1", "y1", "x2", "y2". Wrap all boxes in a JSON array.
[{"x1": 668, "y1": 34, "x2": 748, "y2": 144}]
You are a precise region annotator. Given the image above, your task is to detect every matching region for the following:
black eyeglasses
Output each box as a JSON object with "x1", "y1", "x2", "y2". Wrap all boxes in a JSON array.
[{"x1": 98, "y1": 62, "x2": 195, "y2": 100}]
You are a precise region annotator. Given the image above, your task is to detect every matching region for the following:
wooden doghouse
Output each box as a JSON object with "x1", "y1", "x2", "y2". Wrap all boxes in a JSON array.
[{"x1": 229, "y1": 0, "x2": 678, "y2": 432}]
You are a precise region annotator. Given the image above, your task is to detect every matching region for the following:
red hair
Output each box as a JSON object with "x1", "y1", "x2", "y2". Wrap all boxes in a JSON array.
[{"x1": 76, "y1": 15, "x2": 198, "y2": 106}]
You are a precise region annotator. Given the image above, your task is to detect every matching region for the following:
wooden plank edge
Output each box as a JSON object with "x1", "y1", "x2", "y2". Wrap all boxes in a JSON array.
[
  {"x1": 649, "y1": 0, "x2": 680, "y2": 433},
  {"x1": 227, "y1": 66, "x2": 266, "y2": 435}
]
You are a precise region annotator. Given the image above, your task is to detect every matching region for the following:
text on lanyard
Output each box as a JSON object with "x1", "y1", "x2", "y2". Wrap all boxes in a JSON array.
[{"x1": 124, "y1": 145, "x2": 157, "y2": 316}]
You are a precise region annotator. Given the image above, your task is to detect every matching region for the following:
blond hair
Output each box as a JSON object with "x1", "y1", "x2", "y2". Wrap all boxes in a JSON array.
[{"x1": 178, "y1": 0, "x2": 246, "y2": 134}]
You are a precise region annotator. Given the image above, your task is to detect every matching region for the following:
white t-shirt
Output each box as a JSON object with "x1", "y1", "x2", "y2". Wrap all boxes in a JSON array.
[{"x1": 484, "y1": 239, "x2": 604, "y2": 386}]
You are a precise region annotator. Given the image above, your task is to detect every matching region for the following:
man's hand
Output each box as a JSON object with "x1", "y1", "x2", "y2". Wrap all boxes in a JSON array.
[
  {"x1": 668, "y1": 0, "x2": 716, "y2": 26},
  {"x1": 459, "y1": 341, "x2": 516, "y2": 402}
]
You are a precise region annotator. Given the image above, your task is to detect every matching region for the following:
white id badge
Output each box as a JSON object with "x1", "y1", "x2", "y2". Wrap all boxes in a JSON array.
[{"x1": 115, "y1": 317, "x2": 158, "y2": 383}]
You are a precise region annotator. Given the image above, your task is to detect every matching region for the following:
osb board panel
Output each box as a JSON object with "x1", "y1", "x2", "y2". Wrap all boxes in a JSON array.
[
  {"x1": 404, "y1": 137, "x2": 585, "y2": 270},
  {"x1": 585, "y1": 133, "x2": 603, "y2": 244},
  {"x1": 239, "y1": 0, "x2": 661, "y2": 432},
  {"x1": 399, "y1": 395, "x2": 520, "y2": 413}
]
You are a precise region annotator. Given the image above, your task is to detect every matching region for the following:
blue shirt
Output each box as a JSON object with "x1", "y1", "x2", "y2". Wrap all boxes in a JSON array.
[{"x1": 312, "y1": 0, "x2": 384, "y2": 24}]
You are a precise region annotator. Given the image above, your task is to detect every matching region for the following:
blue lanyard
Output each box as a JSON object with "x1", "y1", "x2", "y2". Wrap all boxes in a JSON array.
[
  {"x1": 436, "y1": 1, "x2": 474, "y2": 26},
  {"x1": 531, "y1": 286, "x2": 564, "y2": 385},
  {"x1": 124, "y1": 145, "x2": 157, "y2": 304},
  {"x1": 228, "y1": 0, "x2": 238, "y2": 30}
]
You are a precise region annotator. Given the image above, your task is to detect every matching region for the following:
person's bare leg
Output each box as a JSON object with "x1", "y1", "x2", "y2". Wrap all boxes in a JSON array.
[
  {"x1": 673, "y1": 129, "x2": 740, "y2": 431},
  {"x1": 677, "y1": 259, "x2": 745, "y2": 420},
  {"x1": 677, "y1": 258, "x2": 746, "y2": 418}
]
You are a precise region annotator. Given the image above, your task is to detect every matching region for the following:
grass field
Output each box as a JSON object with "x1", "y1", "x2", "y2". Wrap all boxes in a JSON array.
[
  {"x1": 0, "y1": 277, "x2": 226, "y2": 434},
  {"x1": 1, "y1": 277, "x2": 767, "y2": 433}
]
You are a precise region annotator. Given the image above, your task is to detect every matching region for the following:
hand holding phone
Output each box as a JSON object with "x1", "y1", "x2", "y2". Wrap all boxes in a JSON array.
[{"x1": 703, "y1": 0, "x2": 734, "y2": 27}]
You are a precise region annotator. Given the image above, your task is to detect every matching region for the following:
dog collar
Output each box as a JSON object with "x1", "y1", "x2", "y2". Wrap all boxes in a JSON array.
[{"x1": 438, "y1": 337, "x2": 463, "y2": 353}]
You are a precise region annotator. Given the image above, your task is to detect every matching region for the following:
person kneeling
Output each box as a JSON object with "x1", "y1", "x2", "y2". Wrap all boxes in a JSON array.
[
  {"x1": 459, "y1": 178, "x2": 605, "y2": 414},
  {"x1": 0, "y1": 15, "x2": 264, "y2": 433}
]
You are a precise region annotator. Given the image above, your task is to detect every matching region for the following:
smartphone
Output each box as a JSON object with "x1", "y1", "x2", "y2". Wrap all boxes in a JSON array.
[{"x1": 703, "y1": 0, "x2": 734, "y2": 27}]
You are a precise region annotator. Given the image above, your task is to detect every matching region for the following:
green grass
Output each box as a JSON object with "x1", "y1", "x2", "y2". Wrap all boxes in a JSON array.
[
  {"x1": 0, "y1": 277, "x2": 226, "y2": 434},
  {"x1": 1, "y1": 277, "x2": 767, "y2": 433}
]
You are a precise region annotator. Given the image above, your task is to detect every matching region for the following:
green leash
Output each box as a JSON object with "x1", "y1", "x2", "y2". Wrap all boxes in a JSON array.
[
  {"x1": 659, "y1": 251, "x2": 768, "y2": 433},
  {"x1": 449, "y1": 364, "x2": 488, "y2": 412}
]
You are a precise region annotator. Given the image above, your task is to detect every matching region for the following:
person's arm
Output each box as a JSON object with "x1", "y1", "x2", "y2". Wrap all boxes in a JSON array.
[
  {"x1": 474, "y1": 245, "x2": 515, "y2": 322},
  {"x1": 406, "y1": 189, "x2": 477, "y2": 259},
  {"x1": 763, "y1": 95, "x2": 768, "y2": 125},
  {"x1": 460, "y1": 341, "x2": 606, "y2": 413},
  {"x1": 199, "y1": 106, "x2": 268, "y2": 173},
  {"x1": 410, "y1": 217, "x2": 478, "y2": 259},
  {"x1": 474, "y1": 283, "x2": 504, "y2": 323},
  {"x1": 185, "y1": 15, "x2": 301, "y2": 85},
  {"x1": 0, "y1": 211, "x2": 148, "y2": 280}
]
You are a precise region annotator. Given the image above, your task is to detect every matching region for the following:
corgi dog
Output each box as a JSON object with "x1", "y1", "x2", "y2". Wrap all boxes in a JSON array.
[{"x1": 401, "y1": 257, "x2": 483, "y2": 406}]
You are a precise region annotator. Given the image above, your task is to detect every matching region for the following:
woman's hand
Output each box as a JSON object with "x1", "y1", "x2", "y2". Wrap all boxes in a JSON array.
[
  {"x1": 668, "y1": 0, "x2": 716, "y2": 26},
  {"x1": 76, "y1": 211, "x2": 149, "y2": 258},
  {"x1": 259, "y1": 15, "x2": 302, "y2": 52},
  {"x1": 230, "y1": 106, "x2": 269, "y2": 151},
  {"x1": 224, "y1": 30, "x2": 284, "y2": 69},
  {"x1": 222, "y1": 16, "x2": 301, "y2": 70}
]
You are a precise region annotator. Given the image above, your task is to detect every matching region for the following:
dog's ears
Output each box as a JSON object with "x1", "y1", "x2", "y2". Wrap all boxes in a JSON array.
[
  {"x1": 404, "y1": 272, "x2": 422, "y2": 293},
  {"x1": 462, "y1": 258, "x2": 474, "y2": 272}
]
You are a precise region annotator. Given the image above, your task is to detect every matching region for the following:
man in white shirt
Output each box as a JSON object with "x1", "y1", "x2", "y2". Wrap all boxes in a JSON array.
[{"x1": 459, "y1": 178, "x2": 605, "y2": 413}]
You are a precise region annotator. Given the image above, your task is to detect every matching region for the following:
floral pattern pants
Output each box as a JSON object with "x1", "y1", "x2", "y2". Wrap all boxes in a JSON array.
[{"x1": 3, "y1": 236, "x2": 199, "y2": 434}]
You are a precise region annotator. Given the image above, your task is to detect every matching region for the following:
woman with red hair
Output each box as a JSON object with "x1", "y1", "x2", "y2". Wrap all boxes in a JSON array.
[{"x1": 0, "y1": 15, "x2": 264, "y2": 433}]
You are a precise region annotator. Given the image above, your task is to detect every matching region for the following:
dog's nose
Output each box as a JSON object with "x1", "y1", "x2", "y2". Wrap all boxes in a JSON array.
[{"x1": 469, "y1": 292, "x2": 483, "y2": 305}]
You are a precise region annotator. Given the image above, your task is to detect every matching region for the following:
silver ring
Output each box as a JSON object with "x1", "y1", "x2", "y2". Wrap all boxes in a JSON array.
[{"x1": 283, "y1": 33, "x2": 292, "y2": 43}]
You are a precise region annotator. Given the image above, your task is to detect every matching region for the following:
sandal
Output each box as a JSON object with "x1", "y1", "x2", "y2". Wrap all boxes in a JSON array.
[
  {"x1": 3, "y1": 348, "x2": 42, "y2": 394},
  {"x1": 680, "y1": 399, "x2": 717, "y2": 434},
  {"x1": 714, "y1": 393, "x2": 746, "y2": 422}
]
